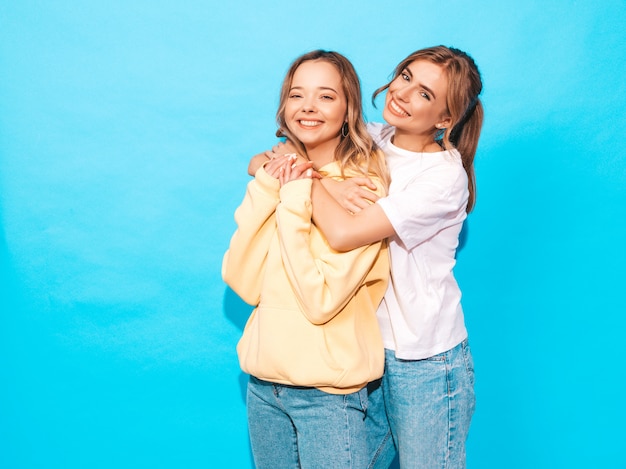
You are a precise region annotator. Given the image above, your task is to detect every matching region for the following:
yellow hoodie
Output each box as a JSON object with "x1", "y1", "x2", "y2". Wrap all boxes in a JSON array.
[{"x1": 222, "y1": 162, "x2": 389, "y2": 394}]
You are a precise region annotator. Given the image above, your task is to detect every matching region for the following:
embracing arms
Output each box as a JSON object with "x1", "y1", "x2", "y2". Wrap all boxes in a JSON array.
[
  {"x1": 310, "y1": 180, "x2": 395, "y2": 251},
  {"x1": 243, "y1": 154, "x2": 388, "y2": 323},
  {"x1": 248, "y1": 143, "x2": 396, "y2": 252}
]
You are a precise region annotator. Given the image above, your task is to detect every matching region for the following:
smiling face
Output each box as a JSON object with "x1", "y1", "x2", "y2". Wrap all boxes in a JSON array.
[
  {"x1": 284, "y1": 60, "x2": 347, "y2": 163},
  {"x1": 383, "y1": 60, "x2": 452, "y2": 152}
]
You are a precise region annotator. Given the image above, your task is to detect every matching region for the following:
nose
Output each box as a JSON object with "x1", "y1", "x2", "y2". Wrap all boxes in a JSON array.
[
  {"x1": 301, "y1": 96, "x2": 316, "y2": 112},
  {"x1": 395, "y1": 84, "x2": 410, "y2": 102},
  {"x1": 393, "y1": 76, "x2": 415, "y2": 100}
]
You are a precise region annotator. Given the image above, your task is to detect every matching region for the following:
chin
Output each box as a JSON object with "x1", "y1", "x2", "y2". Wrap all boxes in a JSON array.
[{"x1": 382, "y1": 109, "x2": 400, "y2": 126}]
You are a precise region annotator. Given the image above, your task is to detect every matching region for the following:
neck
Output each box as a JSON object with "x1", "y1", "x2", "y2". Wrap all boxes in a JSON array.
[
  {"x1": 392, "y1": 128, "x2": 441, "y2": 153},
  {"x1": 304, "y1": 137, "x2": 341, "y2": 168}
]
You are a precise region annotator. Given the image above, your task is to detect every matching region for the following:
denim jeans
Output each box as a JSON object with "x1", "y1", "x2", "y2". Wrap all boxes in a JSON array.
[
  {"x1": 247, "y1": 376, "x2": 370, "y2": 469},
  {"x1": 367, "y1": 340, "x2": 476, "y2": 469}
]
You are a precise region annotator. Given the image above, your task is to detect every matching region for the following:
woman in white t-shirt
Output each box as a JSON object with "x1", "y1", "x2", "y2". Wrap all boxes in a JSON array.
[{"x1": 250, "y1": 45, "x2": 484, "y2": 469}]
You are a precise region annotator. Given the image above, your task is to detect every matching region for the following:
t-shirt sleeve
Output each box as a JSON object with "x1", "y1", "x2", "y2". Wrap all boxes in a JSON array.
[
  {"x1": 366, "y1": 122, "x2": 384, "y2": 145},
  {"x1": 377, "y1": 163, "x2": 468, "y2": 251}
]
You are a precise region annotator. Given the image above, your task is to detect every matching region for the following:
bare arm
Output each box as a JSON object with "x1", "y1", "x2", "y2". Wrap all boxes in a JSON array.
[
  {"x1": 321, "y1": 177, "x2": 380, "y2": 213},
  {"x1": 249, "y1": 143, "x2": 395, "y2": 251},
  {"x1": 311, "y1": 179, "x2": 395, "y2": 252},
  {"x1": 248, "y1": 151, "x2": 270, "y2": 176}
]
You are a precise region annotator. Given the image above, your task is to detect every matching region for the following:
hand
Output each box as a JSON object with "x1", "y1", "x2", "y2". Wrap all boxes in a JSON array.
[
  {"x1": 248, "y1": 141, "x2": 301, "y2": 176},
  {"x1": 264, "y1": 153, "x2": 294, "y2": 179},
  {"x1": 278, "y1": 154, "x2": 315, "y2": 186},
  {"x1": 271, "y1": 141, "x2": 298, "y2": 157},
  {"x1": 248, "y1": 152, "x2": 268, "y2": 176},
  {"x1": 321, "y1": 177, "x2": 379, "y2": 213}
]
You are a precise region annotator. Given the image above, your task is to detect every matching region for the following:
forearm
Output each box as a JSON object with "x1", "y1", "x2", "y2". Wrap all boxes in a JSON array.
[
  {"x1": 310, "y1": 180, "x2": 357, "y2": 250},
  {"x1": 248, "y1": 152, "x2": 268, "y2": 176},
  {"x1": 311, "y1": 179, "x2": 394, "y2": 251}
]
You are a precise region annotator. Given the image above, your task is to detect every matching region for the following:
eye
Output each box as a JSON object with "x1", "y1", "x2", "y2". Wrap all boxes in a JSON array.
[
  {"x1": 289, "y1": 93, "x2": 302, "y2": 99},
  {"x1": 420, "y1": 91, "x2": 431, "y2": 101},
  {"x1": 400, "y1": 71, "x2": 410, "y2": 81},
  {"x1": 320, "y1": 95, "x2": 335, "y2": 101}
]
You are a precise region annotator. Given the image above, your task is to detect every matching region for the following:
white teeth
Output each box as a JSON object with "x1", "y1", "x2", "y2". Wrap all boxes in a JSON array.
[
  {"x1": 390, "y1": 100, "x2": 409, "y2": 116},
  {"x1": 299, "y1": 120, "x2": 322, "y2": 127}
]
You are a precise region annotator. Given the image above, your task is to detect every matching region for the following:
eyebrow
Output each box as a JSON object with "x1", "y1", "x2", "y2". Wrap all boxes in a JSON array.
[
  {"x1": 289, "y1": 86, "x2": 339, "y2": 93},
  {"x1": 403, "y1": 67, "x2": 437, "y2": 100}
]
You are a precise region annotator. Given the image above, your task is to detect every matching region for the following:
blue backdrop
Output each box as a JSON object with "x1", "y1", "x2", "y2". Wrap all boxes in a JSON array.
[{"x1": 1, "y1": 1, "x2": 625, "y2": 468}]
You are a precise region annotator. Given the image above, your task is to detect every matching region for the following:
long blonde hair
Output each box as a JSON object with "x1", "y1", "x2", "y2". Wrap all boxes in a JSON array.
[
  {"x1": 373, "y1": 46, "x2": 483, "y2": 211},
  {"x1": 277, "y1": 50, "x2": 389, "y2": 188}
]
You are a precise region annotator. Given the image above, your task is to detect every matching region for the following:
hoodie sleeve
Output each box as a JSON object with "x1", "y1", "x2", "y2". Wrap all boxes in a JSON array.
[
  {"x1": 275, "y1": 175, "x2": 387, "y2": 325},
  {"x1": 221, "y1": 167, "x2": 280, "y2": 305}
]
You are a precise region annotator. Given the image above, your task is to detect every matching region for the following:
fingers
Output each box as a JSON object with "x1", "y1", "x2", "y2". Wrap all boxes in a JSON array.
[
  {"x1": 344, "y1": 201, "x2": 363, "y2": 214},
  {"x1": 350, "y1": 199, "x2": 370, "y2": 212},
  {"x1": 344, "y1": 188, "x2": 379, "y2": 212},
  {"x1": 264, "y1": 154, "x2": 291, "y2": 178},
  {"x1": 278, "y1": 157, "x2": 295, "y2": 186},
  {"x1": 268, "y1": 143, "x2": 291, "y2": 160},
  {"x1": 353, "y1": 187, "x2": 380, "y2": 207},
  {"x1": 289, "y1": 163, "x2": 313, "y2": 179},
  {"x1": 350, "y1": 176, "x2": 377, "y2": 191},
  {"x1": 279, "y1": 157, "x2": 314, "y2": 186},
  {"x1": 265, "y1": 152, "x2": 315, "y2": 186},
  {"x1": 273, "y1": 141, "x2": 293, "y2": 154},
  {"x1": 276, "y1": 140, "x2": 298, "y2": 155}
]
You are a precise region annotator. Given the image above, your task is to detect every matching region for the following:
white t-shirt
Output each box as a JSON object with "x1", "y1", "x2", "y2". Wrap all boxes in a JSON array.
[{"x1": 369, "y1": 122, "x2": 469, "y2": 360}]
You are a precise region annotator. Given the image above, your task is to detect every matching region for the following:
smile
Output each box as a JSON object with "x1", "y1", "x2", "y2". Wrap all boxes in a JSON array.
[
  {"x1": 298, "y1": 120, "x2": 323, "y2": 128},
  {"x1": 389, "y1": 99, "x2": 410, "y2": 117}
]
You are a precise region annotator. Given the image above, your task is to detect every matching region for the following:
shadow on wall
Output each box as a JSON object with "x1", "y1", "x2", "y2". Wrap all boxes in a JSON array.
[
  {"x1": 223, "y1": 286, "x2": 253, "y2": 332},
  {"x1": 458, "y1": 219, "x2": 469, "y2": 254},
  {"x1": 223, "y1": 286, "x2": 253, "y2": 404}
]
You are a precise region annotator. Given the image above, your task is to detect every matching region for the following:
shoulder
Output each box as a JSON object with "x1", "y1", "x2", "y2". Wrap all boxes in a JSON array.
[
  {"x1": 391, "y1": 149, "x2": 467, "y2": 197},
  {"x1": 427, "y1": 149, "x2": 466, "y2": 175},
  {"x1": 415, "y1": 150, "x2": 468, "y2": 198},
  {"x1": 366, "y1": 122, "x2": 395, "y2": 145},
  {"x1": 439, "y1": 149, "x2": 467, "y2": 184}
]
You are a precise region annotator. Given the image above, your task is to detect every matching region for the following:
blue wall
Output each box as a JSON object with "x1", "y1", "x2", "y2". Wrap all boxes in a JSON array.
[{"x1": 1, "y1": 1, "x2": 625, "y2": 467}]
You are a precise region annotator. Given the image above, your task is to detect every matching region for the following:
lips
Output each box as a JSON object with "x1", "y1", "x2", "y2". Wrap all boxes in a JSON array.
[
  {"x1": 388, "y1": 98, "x2": 410, "y2": 117},
  {"x1": 298, "y1": 119, "x2": 323, "y2": 128}
]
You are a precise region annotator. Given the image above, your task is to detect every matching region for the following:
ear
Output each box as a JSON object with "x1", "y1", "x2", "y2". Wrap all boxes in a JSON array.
[{"x1": 437, "y1": 115, "x2": 452, "y2": 129}]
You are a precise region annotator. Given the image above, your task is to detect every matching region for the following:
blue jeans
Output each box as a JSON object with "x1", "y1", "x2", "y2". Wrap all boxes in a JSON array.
[
  {"x1": 367, "y1": 340, "x2": 476, "y2": 469},
  {"x1": 247, "y1": 376, "x2": 370, "y2": 469}
]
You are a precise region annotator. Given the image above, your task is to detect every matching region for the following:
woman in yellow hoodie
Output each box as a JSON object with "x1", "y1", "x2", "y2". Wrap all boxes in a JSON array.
[{"x1": 222, "y1": 50, "x2": 389, "y2": 468}]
